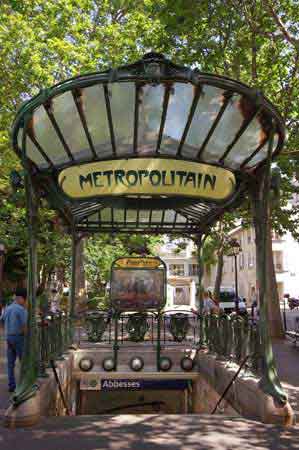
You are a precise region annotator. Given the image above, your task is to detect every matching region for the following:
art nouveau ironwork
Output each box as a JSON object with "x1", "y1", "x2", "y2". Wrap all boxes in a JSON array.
[{"x1": 9, "y1": 52, "x2": 288, "y2": 414}]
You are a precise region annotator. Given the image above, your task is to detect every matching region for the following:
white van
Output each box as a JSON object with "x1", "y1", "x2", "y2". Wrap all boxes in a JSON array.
[{"x1": 208, "y1": 287, "x2": 247, "y2": 315}]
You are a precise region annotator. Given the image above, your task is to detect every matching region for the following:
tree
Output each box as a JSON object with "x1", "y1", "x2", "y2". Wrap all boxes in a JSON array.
[
  {"x1": 1, "y1": 0, "x2": 299, "y2": 335},
  {"x1": 85, "y1": 233, "x2": 161, "y2": 294}
]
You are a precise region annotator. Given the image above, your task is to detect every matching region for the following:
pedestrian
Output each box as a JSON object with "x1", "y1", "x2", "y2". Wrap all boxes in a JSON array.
[
  {"x1": 208, "y1": 290, "x2": 220, "y2": 312},
  {"x1": 202, "y1": 290, "x2": 216, "y2": 314},
  {"x1": 50, "y1": 288, "x2": 60, "y2": 314},
  {"x1": 1, "y1": 288, "x2": 28, "y2": 392}
]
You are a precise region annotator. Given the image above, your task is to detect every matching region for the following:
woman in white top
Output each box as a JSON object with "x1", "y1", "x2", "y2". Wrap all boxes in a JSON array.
[{"x1": 202, "y1": 290, "x2": 215, "y2": 314}]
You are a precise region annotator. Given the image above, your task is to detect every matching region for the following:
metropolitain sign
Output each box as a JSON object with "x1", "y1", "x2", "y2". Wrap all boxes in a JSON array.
[
  {"x1": 115, "y1": 257, "x2": 162, "y2": 269},
  {"x1": 58, "y1": 158, "x2": 236, "y2": 201}
]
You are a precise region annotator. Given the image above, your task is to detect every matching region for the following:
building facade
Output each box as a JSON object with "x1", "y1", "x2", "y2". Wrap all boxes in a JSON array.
[
  {"x1": 204, "y1": 226, "x2": 299, "y2": 305},
  {"x1": 158, "y1": 226, "x2": 299, "y2": 309},
  {"x1": 158, "y1": 241, "x2": 199, "y2": 310}
]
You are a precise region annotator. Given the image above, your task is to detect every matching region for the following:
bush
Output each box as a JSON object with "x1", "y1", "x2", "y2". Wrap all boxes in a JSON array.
[{"x1": 86, "y1": 295, "x2": 110, "y2": 311}]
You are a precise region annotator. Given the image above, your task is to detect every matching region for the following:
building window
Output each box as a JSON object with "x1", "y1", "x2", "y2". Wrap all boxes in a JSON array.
[
  {"x1": 189, "y1": 263, "x2": 198, "y2": 276},
  {"x1": 169, "y1": 264, "x2": 185, "y2": 276},
  {"x1": 173, "y1": 287, "x2": 190, "y2": 305},
  {"x1": 273, "y1": 251, "x2": 283, "y2": 272},
  {"x1": 247, "y1": 230, "x2": 251, "y2": 244},
  {"x1": 271, "y1": 231, "x2": 282, "y2": 241},
  {"x1": 248, "y1": 252, "x2": 254, "y2": 269}
]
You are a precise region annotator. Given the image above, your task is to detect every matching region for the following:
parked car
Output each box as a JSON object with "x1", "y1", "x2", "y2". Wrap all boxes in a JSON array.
[
  {"x1": 288, "y1": 297, "x2": 299, "y2": 310},
  {"x1": 209, "y1": 287, "x2": 247, "y2": 315}
]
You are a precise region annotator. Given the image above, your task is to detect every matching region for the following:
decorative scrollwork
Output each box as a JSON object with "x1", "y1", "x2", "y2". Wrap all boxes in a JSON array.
[
  {"x1": 126, "y1": 313, "x2": 149, "y2": 342},
  {"x1": 169, "y1": 313, "x2": 190, "y2": 342},
  {"x1": 84, "y1": 312, "x2": 107, "y2": 342}
]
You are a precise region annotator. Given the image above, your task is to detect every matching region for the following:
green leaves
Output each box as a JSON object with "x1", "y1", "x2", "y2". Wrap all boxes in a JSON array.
[{"x1": 1, "y1": 0, "x2": 299, "y2": 291}]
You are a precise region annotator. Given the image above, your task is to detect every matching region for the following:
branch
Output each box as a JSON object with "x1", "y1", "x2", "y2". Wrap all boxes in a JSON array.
[
  {"x1": 263, "y1": 0, "x2": 299, "y2": 49},
  {"x1": 283, "y1": 52, "x2": 299, "y2": 119}
]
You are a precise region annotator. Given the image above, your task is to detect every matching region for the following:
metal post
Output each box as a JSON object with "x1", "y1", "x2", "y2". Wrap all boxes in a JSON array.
[
  {"x1": 249, "y1": 127, "x2": 287, "y2": 405},
  {"x1": 13, "y1": 114, "x2": 39, "y2": 405},
  {"x1": 113, "y1": 313, "x2": 119, "y2": 370},
  {"x1": 283, "y1": 297, "x2": 287, "y2": 331},
  {"x1": 234, "y1": 254, "x2": 239, "y2": 313},
  {"x1": 157, "y1": 311, "x2": 161, "y2": 371},
  {"x1": 195, "y1": 234, "x2": 204, "y2": 346},
  {"x1": 69, "y1": 231, "x2": 79, "y2": 345}
]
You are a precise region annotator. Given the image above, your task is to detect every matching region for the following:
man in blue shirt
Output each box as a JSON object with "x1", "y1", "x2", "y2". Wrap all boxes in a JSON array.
[{"x1": 1, "y1": 288, "x2": 28, "y2": 392}]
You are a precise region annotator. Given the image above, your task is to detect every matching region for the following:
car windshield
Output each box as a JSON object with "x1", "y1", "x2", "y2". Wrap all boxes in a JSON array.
[{"x1": 220, "y1": 292, "x2": 242, "y2": 301}]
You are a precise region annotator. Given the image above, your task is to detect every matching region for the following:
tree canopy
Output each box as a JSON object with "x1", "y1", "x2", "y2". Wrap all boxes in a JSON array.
[{"x1": 1, "y1": 0, "x2": 299, "y2": 292}]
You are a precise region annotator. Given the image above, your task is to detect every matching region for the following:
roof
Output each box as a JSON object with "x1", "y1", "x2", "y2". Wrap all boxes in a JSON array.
[{"x1": 11, "y1": 53, "x2": 285, "y2": 235}]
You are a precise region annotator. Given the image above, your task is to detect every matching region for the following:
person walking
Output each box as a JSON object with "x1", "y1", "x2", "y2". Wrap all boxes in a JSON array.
[
  {"x1": 1, "y1": 288, "x2": 28, "y2": 392},
  {"x1": 202, "y1": 290, "x2": 216, "y2": 314}
]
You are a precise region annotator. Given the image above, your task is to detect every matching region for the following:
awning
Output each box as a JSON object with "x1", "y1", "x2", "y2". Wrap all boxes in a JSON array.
[{"x1": 11, "y1": 53, "x2": 285, "y2": 234}]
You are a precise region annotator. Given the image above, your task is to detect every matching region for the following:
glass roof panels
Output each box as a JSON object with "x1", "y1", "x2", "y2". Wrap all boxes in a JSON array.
[{"x1": 11, "y1": 53, "x2": 285, "y2": 235}]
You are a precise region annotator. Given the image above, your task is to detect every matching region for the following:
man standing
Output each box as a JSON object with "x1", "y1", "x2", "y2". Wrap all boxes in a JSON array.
[{"x1": 1, "y1": 288, "x2": 27, "y2": 392}]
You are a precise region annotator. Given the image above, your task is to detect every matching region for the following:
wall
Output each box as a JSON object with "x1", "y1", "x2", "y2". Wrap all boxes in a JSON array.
[
  {"x1": 39, "y1": 351, "x2": 75, "y2": 416},
  {"x1": 158, "y1": 240, "x2": 199, "y2": 309},
  {"x1": 205, "y1": 226, "x2": 299, "y2": 305},
  {"x1": 196, "y1": 352, "x2": 294, "y2": 425}
]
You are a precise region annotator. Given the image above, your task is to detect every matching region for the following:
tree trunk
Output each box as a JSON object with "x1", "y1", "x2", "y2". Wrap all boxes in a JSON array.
[
  {"x1": 37, "y1": 264, "x2": 52, "y2": 296},
  {"x1": 214, "y1": 248, "x2": 224, "y2": 299},
  {"x1": 266, "y1": 223, "x2": 285, "y2": 338}
]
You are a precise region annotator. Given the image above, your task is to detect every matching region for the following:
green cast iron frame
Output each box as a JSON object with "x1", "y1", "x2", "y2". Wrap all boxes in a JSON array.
[{"x1": 9, "y1": 53, "x2": 288, "y2": 411}]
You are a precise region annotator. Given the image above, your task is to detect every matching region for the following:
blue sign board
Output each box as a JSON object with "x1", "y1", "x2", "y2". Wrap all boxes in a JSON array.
[{"x1": 100, "y1": 379, "x2": 189, "y2": 391}]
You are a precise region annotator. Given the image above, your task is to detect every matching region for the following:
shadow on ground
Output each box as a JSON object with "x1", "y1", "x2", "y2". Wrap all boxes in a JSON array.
[{"x1": 1, "y1": 414, "x2": 299, "y2": 450}]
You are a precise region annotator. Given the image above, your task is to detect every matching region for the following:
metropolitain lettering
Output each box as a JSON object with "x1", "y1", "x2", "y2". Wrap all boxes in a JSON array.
[{"x1": 79, "y1": 169, "x2": 217, "y2": 192}]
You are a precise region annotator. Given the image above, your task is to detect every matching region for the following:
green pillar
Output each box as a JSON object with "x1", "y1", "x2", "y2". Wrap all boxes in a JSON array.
[
  {"x1": 195, "y1": 234, "x2": 204, "y2": 346},
  {"x1": 13, "y1": 115, "x2": 39, "y2": 406},
  {"x1": 249, "y1": 128, "x2": 287, "y2": 404},
  {"x1": 69, "y1": 231, "x2": 79, "y2": 344}
]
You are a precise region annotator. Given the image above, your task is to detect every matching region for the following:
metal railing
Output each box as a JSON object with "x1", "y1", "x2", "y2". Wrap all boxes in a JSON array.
[
  {"x1": 78, "y1": 310, "x2": 200, "y2": 346},
  {"x1": 78, "y1": 310, "x2": 262, "y2": 375},
  {"x1": 200, "y1": 313, "x2": 262, "y2": 375},
  {"x1": 35, "y1": 311, "x2": 262, "y2": 378},
  {"x1": 37, "y1": 312, "x2": 71, "y2": 377}
]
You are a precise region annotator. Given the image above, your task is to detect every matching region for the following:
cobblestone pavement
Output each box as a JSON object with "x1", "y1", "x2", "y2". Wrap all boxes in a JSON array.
[{"x1": 1, "y1": 414, "x2": 299, "y2": 450}]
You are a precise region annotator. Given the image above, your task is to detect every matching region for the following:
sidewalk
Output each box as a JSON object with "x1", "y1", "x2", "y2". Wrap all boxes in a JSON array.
[
  {"x1": 1, "y1": 414, "x2": 299, "y2": 450},
  {"x1": 272, "y1": 338, "x2": 299, "y2": 420},
  {"x1": 0, "y1": 328, "x2": 11, "y2": 417}
]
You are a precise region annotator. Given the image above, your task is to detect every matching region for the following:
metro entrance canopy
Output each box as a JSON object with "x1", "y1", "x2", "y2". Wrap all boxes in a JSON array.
[
  {"x1": 7, "y1": 53, "x2": 290, "y2": 426},
  {"x1": 12, "y1": 52, "x2": 284, "y2": 234}
]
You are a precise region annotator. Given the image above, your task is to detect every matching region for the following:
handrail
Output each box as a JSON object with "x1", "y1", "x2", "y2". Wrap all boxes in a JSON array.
[
  {"x1": 98, "y1": 401, "x2": 166, "y2": 414},
  {"x1": 211, "y1": 354, "x2": 250, "y2": 414},
  {"x1": 49, "y1": 359, "x2": 71, "y2": 416}
]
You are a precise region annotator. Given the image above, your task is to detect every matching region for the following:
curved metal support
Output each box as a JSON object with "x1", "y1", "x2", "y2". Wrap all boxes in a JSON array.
[
  {"x1": 249, "y1": 128, "x2": 287, "y2": 404},
  {"x1": 12, "y1": 114, "x2": 39, "y2": 407}
]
